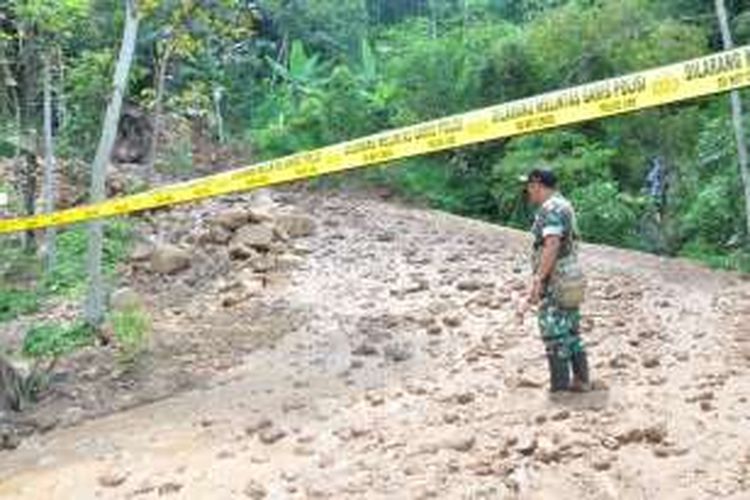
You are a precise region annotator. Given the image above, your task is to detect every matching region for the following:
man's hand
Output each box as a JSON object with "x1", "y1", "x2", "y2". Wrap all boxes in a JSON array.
[
  {"x1": 516, "y1": 276, "x2": 541, "y2": 324},
  {"x1": 528, "y1": 275, "x2": 543, "y2": 306}
]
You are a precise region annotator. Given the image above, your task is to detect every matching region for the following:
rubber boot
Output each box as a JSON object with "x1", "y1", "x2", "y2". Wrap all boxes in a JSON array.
[
  {"x1": 570, "y1": 349, "x2": 591, "y2": 392},
  {"x1": 546, "y1": 346, "x2": 570, "y2": 392}
]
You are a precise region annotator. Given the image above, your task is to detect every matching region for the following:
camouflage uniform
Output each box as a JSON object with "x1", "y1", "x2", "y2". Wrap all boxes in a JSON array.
[{"x1": 531, "y1": 192, "x2": 587, "y2": 391}]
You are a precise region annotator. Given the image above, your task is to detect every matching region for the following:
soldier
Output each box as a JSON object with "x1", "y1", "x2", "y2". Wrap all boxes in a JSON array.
[{"x1": 518, "y1": 168, "x2": 590, "y2": 392}]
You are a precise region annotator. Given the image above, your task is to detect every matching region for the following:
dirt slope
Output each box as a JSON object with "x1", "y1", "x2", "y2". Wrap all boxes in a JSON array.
[{"x1": 0, "y1": 191, "x2": 748, "y2": 500}]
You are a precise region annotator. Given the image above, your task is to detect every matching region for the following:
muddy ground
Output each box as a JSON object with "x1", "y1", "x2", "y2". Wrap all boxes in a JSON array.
[{"x1": 0, "y1": 190, "x2": 749, "y2": 499}]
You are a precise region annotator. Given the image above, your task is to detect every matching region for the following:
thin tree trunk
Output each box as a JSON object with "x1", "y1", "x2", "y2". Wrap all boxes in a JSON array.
[
  {"x1": 714, "y1": 0, "x2": 750, "y2": 241},
  {"x1": 42, "y1": 54, "x2": 56, "y2": 274},
  {"x1": 18, "y1": 34, "x2": 37, "y2": 253},
  {"x1": 212, "y1": 84, "x2": 225, "y2": 144},
  {"x1": 56, "y1": 45, "x2": 66, "y2": 129},
  {"x1": 84, "y1": 0, "x2": 140, "y2": 327},
  {"x1": 144, "y1": 40, "x2": 174, "y2": 180},
  {"x1": 428, "y1": 0, "x2": 438, "y2": 39},
  {"x1": 462, "y1": 0, "x2": 469, "y2": 37}
]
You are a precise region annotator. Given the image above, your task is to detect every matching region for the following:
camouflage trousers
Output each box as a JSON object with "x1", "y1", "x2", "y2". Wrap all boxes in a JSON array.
[{"x1": 537, "y1": 290, "x2": 585, "y2": 361}]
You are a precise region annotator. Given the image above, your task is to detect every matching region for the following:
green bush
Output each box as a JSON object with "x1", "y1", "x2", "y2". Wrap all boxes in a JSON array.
[
  {"x1": 109, "y1": 306, "x2": 151, "y2": 363},
  {"x1": 0, "y1": 289, "x2": 40, "y2": 323},
  {"x1": 570, "y1": 182, "x2": 639, "y2": 247},
  {"x1": 43, "y1": 221, "x2": 133, "y2": 296},
  {"x1": 22, "y1": 321, "x2": 95, "y2": 361},
  {"x1": 492, "y1": 131, "x2": 617, "y2": 228}
]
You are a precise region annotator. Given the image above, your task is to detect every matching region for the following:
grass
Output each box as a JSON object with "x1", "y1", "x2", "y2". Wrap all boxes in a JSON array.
[
  {"x1": 110, "y1": 306, "x2": 151, "y2": 363},
  {"x1": 22, "y1": 321, "x2": 96, "y2": 360},
  {"x1": 0, "y1": 220, "x2": 133, "y2": 324},
  {"x1": 679, "y1": 242, "x2": 750, "y2": 274},
  {"x1": 0, "y1": 288, "x2": 40, "y2": 322}
]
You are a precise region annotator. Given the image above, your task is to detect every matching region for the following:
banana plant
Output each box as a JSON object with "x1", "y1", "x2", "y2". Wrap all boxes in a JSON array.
[{"x1": 265, "y1": 40, "x2": 330, "y2": 99}]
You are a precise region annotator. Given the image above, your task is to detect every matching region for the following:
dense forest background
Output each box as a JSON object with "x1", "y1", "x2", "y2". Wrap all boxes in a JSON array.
[{"x1": 2, "y1": 0, "x2": 750, "y2": 271}]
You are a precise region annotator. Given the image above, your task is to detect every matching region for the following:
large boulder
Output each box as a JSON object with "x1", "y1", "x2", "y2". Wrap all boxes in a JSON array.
[
  {"x1": 150, "y1": 244, "x2": 191, "y2": 274},
  {"x1": 212, "y1": 208, "x2": 250, "y2": 231},
  {"x1": 110, "y1": 287, "x2": 143, "y2": 311},
  {"x1": 129, "y1": 242, "x2": 154, "y2": 262},
  {"x1": 274, "y1": 214, "x2": 316, "y2": 239},
  {"x1": 233, "y1": 224, "x2": 275, "y2": 251}
]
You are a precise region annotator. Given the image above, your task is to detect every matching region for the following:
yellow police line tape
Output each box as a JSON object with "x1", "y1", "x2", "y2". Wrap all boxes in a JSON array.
[{"x1": 2, "y1": 46, "x2": 750, "y2": 235}]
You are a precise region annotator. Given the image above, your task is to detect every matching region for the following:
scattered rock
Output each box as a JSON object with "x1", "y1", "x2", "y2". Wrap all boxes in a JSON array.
[
  {"x1": 247, "y1": 208, "x2": 275, "y2": 224},
  {"x1": 616, "y1": 423, "x2": 667, "y2": 446},
  {"x1": 443, "y1": 413, "x2": 460, "y2": 424},
  {"x1": 427, "y1": 325, "x2": 442, "y2": 336},
  {"x1": 213, "y1": 208, "x2": 250, "y2": 231},
  {"x1": 365, "y1": 391, "x2": 385, "y2": 406},
  {"x1": 643, "y1": 423, "x2": 668, "y2": 444},
  {"x1": 455, "y1": 392, "x2": 476, "y2": 405},
  {"x1": 384, "y1": 343, "x2": 413, "y2": 363},
  {"x1": 276, "y1": 254, "x2": 305, "y2": 271},
  {"x1": 293, "y1": 446, "x2": 315, "y2": 456},
  {"x1": 259, "y1": 428, "x2": 287, "y2": 445},
  {"x1": 516, "y1": 375, "x2": 545, "y2": 389},
  {"x1": 442, "y1": 315, "x2": 462, "y2": 328},
  {"x1": 245, "y1": 418, "x2": 273, "y2": 436},
  {"x1": 535, "y1": 436, "x2": 562, "y2": 464},
  {"x1": 200, "y1": 226, "x2": 232, "y2": 245},
  {"x1": 592, "y1": 455, "x2": 613, "y2": 471},
  {"x1": 249, "y1": 254, "x2": 275, "y2": 272},
  {"x1": 550, "y1": 410, "x2": 570, "y2": 421},
  {"x1": 601, "y1": 436, "x2": 620, "y2": 451},
  {"x1": 244, "y1": 480, "x2": 268, "y2": 499},
  {"x1": 157, "y1": 482, "x2": 183, "y2": 495},
  {"x1": 98, "y1": 471, "x2": 129, "y2": 488},
  {"x1": 685, "y1": 391, "x2": 714, "y2": 403},
  {"x1": 700, "y1": 400, "x2": 714, "y2": 412},
  {"x1": 401, "y1": 280, "x2": 429, "y2": 295},
  {"x1": 516, "y1": 433, "x2": 537, "y2": 456},
  {"x1": 110, "y1": 287, "x2": 142, "y2": 311},
  {"x1": 456, "y1": 279, "x2": 483, "y2": 292},
  {"x1": 229, "y1": 241, "x2": 257, "y2": 260},
  {"x1": 352, "y1": 343, "x2": 379, "y2": 357},
  {"x1": 150, "y1": 244, "x2": 191, "y2": 274},
  {"x1": 439, "y1": 433, "x2": 476, "y2": 453},
  {"x1": 642, "y1": 355, "x2": 661, "y2": 369}
]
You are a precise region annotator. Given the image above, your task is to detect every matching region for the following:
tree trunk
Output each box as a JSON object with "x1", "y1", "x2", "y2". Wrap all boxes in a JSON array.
[
  {"x1": 0, "y1": 354, "x2": 24, "y2": 412},
  {"x1": 715, "y1": 0, "x2": 750, "y2": 242},
  {"x1": 84, "y1": 0, "x2": 140, "y2": 327},
  {"x1": 56, "y1": 45, "x2": 67, "y2": 130},
  {"x1": 213, "y1": 84, "x2": 225, "y2": 144},
  {"x1": 144, "y1": 40, "x2": 174, "y2": 181},
  {"x1": 17, "y1": 34, "x2": 37, "y2": 253},
  {"x1": 42, "y1": 54, "x2": 57, "y2": 274},
  {"x1": 428, "y1": 0, "x2": 438, "y2": 39}
]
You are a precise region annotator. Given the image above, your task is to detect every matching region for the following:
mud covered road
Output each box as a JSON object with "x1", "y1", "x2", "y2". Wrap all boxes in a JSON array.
[{"x1": 1, "y1": 191, "x2": 749, "y2": 499}]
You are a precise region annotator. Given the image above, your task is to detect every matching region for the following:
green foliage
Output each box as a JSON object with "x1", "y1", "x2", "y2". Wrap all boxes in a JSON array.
[
  {"x1": 59, "y1": 49, "x2": 116, "y2": 159},
  {"x1": 4, "y1": 0, "x2": 750, "y2": 275},
  {"x1": 491, "y1": 131, "x2": 617, "y2": 228},
  {"x1": 22, "y1": 321, "x2": 95, "y2": 360},
  {"x1": 109, "y1": 306, "x2": 150, "y2": 363},
  {"x1": 682, "y1": 173, "x2": 743, "y2": 247},
  {"x1": 0, "y1": 221, "x2": 132, "y2": 325},
  {"x1": 570, "y1": 182, "x2": 639, "y2": 247},
  {"x1": 43, "y1": 221, "x2": 132, "y2": 296},
  {"x1": 0, "y1": 289, "x2": 40, "y2": 322},
  {"x1": 156, "y1": 138, "x2": 194, "y2": 176}
]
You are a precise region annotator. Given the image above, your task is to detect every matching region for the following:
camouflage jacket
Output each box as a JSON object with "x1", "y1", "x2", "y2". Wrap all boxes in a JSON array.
[{"x1": 530, "y1": 192, "x2": 579, "y2": 275}]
